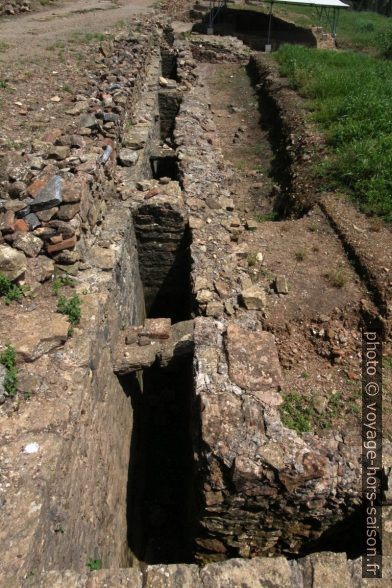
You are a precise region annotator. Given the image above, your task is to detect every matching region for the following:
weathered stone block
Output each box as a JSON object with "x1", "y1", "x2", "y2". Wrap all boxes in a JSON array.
[
  {"x1": 140, "y1": 318, "x2": 171, "y2": 340},
  {"x1": 0, "y1": 244, "x2": 27, "y2": 280},
  {"x1": 226, "y1": 323, "x2": 283, "y2": 393}
]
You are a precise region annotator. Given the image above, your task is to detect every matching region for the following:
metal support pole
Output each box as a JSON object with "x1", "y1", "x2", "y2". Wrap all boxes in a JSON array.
[{"x1": 267, "y1": 1, "x2": 273, "y2": 46}]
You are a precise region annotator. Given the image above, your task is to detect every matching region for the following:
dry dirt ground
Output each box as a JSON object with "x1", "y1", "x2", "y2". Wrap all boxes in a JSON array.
[
  {"x1": 0, "y1": 0, "x2": 155, "y2": 158},
  {"x1": 0, "y1": 0, "x2": 154, "y2": 60},
  {"x1": 200, "y1": 61, "x2": 392, "y2": 439}
]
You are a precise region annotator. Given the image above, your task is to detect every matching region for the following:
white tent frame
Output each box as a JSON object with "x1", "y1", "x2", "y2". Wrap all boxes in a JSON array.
[
  {"x1": 266, "y1": 0, "x2": 349, "y2": 44},
  {"x1": 207, "y1": 0, "x2": 349, "y2": 42}
]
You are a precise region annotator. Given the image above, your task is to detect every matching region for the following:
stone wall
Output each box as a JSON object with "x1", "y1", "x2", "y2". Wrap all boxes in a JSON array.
[
  {"x1": 0, "y1": 27, "x2": 159, "y2": 286},
  {"x1": 133, "y1": 197, "x2": 190, "y2": 321},
  {"x1": 0, "y1": 0, "x2": 48, "y2": 17},
  {"x1": 23, "y1": 553, "x2": 392, "y2": 587},
  {"x1": 171, "y1": 36, "x2": 365, "y2": 563},
  {"x1": 0, "y1": 18, "x2": 165, "y2": 584}
]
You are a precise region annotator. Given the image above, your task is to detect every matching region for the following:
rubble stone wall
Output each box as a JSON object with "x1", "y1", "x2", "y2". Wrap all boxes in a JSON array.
[
  {"x1": 172, "y1": 36, "x2": 362, "y2": 563},
  {"x1": 0, "y1": 0, "x2": 50, "y2": 17},
  {"x1": 0, "y1": 20, "x2": 168, "y2": 584},
  {"x1": 134, "y1": 200, "x2": 189, "y2": 319},
  {"x1": 24, "y1": 553, "x2": 392, "y2": 587},
  {"x1": 0, "y1": 29, "x2": 159, "y2": 285}
]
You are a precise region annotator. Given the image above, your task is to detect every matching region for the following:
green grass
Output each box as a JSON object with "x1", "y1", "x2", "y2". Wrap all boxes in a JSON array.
[
  {"x1": 57, "y1": 294, "x2": 81, "y2": 329},
  {"x1": 0, "y1": 274, "x2": 25, "y2": 305},
  {"x1": 232, "y1": 3, "x2": 392, "y2": 54},
  {"x1": 0, "y1": 345, "x2": 18, "y2": 397},
  {"x1": 279, "y1": 390, "x2": 345, "y2": 433},
  {"x1": 254, "y1": 211, "x2": 279, "y2": 222},
  {"x1": 280, "y1": 392, "x2": 313, "y2": 433},
  {"x1": 86, "y1": 559, "x2": 102, "y2": 571},
  {"x1": 70, "y1": 32, "x2": 109, "y2": 45},
  {"x1": 52, "y1": 275, "x2": 75, "y2": 296},
  {"x1": 275, "y1": 44, "x2": 392, "y2": 221},
  {"x1": 279, "y1": 7, "x2": 392, "y2": 53}
]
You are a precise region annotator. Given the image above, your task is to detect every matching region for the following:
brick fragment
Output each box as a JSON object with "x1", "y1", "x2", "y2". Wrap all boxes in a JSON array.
[{"x1": 46, "y1": 236, "x2": 76, "y2": 254}]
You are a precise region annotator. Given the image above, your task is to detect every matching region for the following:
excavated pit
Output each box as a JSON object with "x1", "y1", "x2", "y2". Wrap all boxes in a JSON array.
[
  {"x1": 192, "y1": 7, "x2": 317, "y2": 50},
  {"x1": 125, "y1": 356, "x2": 196, "y2": 565},
  {"x1": 150, "y1": 154, "x2": 180, "y2": 181},
  {"x1": 113, "y1": 41, "x2": 367, "y2": 572},
  {"x1": 159, "y1": 89, "x2": 182, "y2": 143},
  {"x1": 180, "y1": 47, "x2": 367, "y2": 566},
  {"x1": 133, "y1": 203, "x2": 191, "y2": 322},
  {"x1": 123, "y1": 48, "x2": 365, "y2": 568},
  {"x1": 161, "y1": 47, "x2": 179, "y2": 80}
]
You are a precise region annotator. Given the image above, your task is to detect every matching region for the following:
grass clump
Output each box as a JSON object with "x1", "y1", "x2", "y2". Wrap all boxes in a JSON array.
[
  {"x1": 86, "y1": 559, "x2": 102, "y2": 571},
  {"x1": 247, "y1": 252, "x2": 258, "y2": 267},
  {"x1": 254, "y1": 211, "x2": 279, "y2": 222},
  {"x1": 280, "y1": 390, "x2": 345, "y2": 433},
  {"x1": 0, "y1": 273, "x2": 24, "y2": 305},
  {"x1": 294, "y1": 249, "x2": 306, "y2": 262},
  {"x1": 279, "y1": 392, "x2": 313, "y2": 433},
  {"x1": 384, "y1": 356, "x2": 392, "y2": 369},
  {"x1": 70, "y1": 32, "x2": 108, "y2": 45},
  {"x1": 275, "y1": 44, "x2": 392, "y2": 221},
  {"x1": 52, "y1": 275, "x2": 75, "y2": 296},
  {"x1": 57, "y1": 294, "x2": 81, "y2": 327},
  {"x1": 324, "y1": 269, "x2": 346, "y2": 288},
  {"x1": 0, "y1": 345, "x2": 18, "y2": 397}
]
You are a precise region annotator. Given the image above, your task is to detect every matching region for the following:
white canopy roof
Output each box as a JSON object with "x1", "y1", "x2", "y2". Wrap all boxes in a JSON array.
[{"x1": 268, "y1": 0, "x2": 349, "y2": 7}]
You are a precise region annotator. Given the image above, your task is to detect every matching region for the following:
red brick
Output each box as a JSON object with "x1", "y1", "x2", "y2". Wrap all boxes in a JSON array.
[
  {"x1": 14, "y1": 219, "x2": 29, "y2": 232},
  {"x1": 27, "y1": 178, "x2": 46, "y2": 198},
  {"x1": 46, "y1": 236, "x2": 76, "y2": 254}
]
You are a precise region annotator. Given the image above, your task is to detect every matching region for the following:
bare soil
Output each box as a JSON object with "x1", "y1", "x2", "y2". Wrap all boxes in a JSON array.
[
  {"x1": 0, "y1": 0, "x2": 154, "y2": 60},
  {"x1": 200, "y1": 60, "x2": 392, "y2": 439},
  {"x1": 200, "y1": 62, "x2": 275, "y2": 215},
  {"x1": 0, "y1": 0, "x2": 154, "y2": 161}
]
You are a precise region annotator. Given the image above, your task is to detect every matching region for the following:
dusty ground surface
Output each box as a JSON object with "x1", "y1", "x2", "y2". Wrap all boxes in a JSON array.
[
  {"x1": 200, "y1": 60, "x2": 392, "y2": 438},
  {"x1": 0, "y1": 0, "x2": 154, "y2": 60},
  {"x1": 200, "y1": 62, "x2": 275, "y2": 215},
  {"x1": 0, "y1": 2, "x2": 391, "y2": 576},
  {"x1": 0, "y1": 0, "x2": 155, "y2": 155}
]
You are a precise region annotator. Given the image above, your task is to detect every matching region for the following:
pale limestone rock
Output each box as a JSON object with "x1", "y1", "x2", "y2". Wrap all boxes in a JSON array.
[
  {"x1": 241, "y1": 285, "x2": 267, "y2": 310},
  {"x1": 9, "y1": 310, "x2": 69, "y2": 362},
  {"x1": 0, "y1": 244, "x2": 27, "y2": 280}
]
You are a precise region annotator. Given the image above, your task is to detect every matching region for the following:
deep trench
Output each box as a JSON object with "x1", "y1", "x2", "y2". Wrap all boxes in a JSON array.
[
  {"x1": 120, "y1": 46, "x2": 364, "y2": 567},
  {"x1": 124, "y1": 65, "x2": 198, "y2": 564},
  {"x1": 125, "y1": 213, "x2": 195, "y2": 564},
  {"x1": 125, "y1": 358, "x2": 196, "y2": 565}
]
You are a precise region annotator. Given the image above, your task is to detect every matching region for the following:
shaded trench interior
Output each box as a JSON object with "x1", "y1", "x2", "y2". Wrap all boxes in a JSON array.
[
  {"x1": 123, "y1": 62, "x2": 198, "y2": 565},
  {"x1": 192, "y1": 7, "x2": 317, "y2": 50},
  {"x1": 114, "y1": 46, "x2": 365, "y2": 567}
]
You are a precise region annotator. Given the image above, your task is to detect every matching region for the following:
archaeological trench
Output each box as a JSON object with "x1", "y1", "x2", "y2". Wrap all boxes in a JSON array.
[{"x1": 1, "y1": 3, "x2": 392, "y2": 587}]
